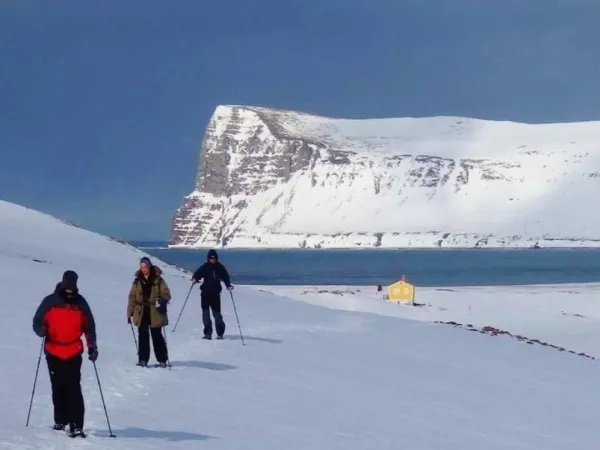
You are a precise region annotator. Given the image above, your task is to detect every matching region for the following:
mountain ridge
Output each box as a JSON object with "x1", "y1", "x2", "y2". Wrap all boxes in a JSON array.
[{"x1": 170, "y1": 104, "x2": 600, "y2": 249}]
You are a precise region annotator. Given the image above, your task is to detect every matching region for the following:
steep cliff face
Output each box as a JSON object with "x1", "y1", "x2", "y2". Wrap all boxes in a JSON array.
[{"x1": 170, "y1": 105, "x2": 600, "y2": 248}]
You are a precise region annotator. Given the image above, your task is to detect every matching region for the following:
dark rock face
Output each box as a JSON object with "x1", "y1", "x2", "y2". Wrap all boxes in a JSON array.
[
  {"x1": 170, "y1": 106, "x2": 327, "y2": 247},
  {"x1": 169, "y1": 105, "x2": 600, "y2": 248}
]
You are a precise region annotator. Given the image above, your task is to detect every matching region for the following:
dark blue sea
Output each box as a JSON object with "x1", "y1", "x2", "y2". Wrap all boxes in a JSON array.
[{"x1": 132, "y1": 242, "x2": 600, "y2": 287}]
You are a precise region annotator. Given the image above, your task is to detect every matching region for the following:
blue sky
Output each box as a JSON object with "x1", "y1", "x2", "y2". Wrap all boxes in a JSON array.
[{"x1": 1, "y1": 0, "x2": 599, "y2": 240}]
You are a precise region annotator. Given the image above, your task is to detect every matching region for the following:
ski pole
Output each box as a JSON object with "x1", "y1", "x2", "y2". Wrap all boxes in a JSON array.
[
  {"x1": 229, "y1": 291, "x2": 245, "y2": 346},
  {"x1": 26, "y1": 338, "x2": 44, "y2": 427},
  {"x1": 92, "y1": 362, "x2": 115, "y2": 438},
  {"x1": 171, "y1": 284, "x2": 194, "y2": 332},
  {"x1": 129, "y1": 320, "x2": 138, "y2": 353},
  {"x1": 162, "y1": 327, "x2": 172, "y2": 370}
]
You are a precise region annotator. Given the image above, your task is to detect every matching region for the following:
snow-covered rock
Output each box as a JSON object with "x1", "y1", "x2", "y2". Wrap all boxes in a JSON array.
[{"x1": 170, "y1": 105, "x2": 600, "y2": 248}]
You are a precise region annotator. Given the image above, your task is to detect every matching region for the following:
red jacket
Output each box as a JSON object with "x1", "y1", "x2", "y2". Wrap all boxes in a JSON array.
[{"x1": 32, "y1": 284, "x2": 97, "y2": 360}]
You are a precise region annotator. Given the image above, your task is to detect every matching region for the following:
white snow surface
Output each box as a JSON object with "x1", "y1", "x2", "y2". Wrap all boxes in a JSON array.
[
  {"x1": 257, "y1": 283, "x2": 600, "y2": 359},
  {"x1": 2, "y1": 199, "x2": 600, "y2": 449},
  {"x1": 173, "y1": 105, "x2": 600, "y2": 249}
]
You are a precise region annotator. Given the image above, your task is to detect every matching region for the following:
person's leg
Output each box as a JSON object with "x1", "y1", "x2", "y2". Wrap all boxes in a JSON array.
[
  {"x1": 201, "y1": 292, "x2": 212, "y2": 338},
  {"x1": 46, "y1": 354, "x2": 69, "y2": 428},
  {"x1": 211, "y1": 294, "x2": 226, "y2": 338},
  {"x1": 138, "y1": 306, "x2": 150, "y2": 364},
  {"x1": 150, "y1": 326, "x2": 168, "y2": 363},
  {"x1": 64, "y1": 354, "x2": 84, "y2": 431}
]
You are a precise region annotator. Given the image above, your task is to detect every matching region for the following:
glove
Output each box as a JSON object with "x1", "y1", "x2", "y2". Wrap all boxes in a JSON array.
[
  {"x1": 227, "y1": 285, "x2": 234, "y2": 291},
  {"x1": 88, "y1": 345, "x2": 98, "y2": 362},
  {"x1": 127, "y1": 317, "x2": 131, "y2": 324},
  {"x1": 191, "y1": 279, "x2": 198, "y2": 285},
  {"x1": 36, "y1": 325, "x2": 47, "y2": 337},
  {"x1": 155, "y1": 297, "x2": 168, "y2": 314}
]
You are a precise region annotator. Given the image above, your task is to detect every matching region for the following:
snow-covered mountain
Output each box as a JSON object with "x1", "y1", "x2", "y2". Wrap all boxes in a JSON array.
[
  {"x1": 4, "y1": 198, "x2": 600, "y2": 449},
  {"x1": 170, "y1": 105, "x2": 600, "y2": 249}
]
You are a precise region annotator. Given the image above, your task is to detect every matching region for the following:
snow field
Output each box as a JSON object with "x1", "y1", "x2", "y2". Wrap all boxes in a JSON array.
[{"x1": 1, "y1": 200, "x2": 600, "y2": 449}]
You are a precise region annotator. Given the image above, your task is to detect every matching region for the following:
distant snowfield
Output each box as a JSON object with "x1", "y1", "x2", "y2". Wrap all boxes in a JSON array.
[
  {"x1": 2, "y1": 199, "x2": 600, "y2": 449},
  {"x1": 257, "y1": 283, "x2": 600, "y2": 359}
]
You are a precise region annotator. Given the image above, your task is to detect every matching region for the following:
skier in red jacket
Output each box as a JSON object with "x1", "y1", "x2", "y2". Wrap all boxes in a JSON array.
[{"x1": 32, "y1": 270, "x2": 98, "y2": 438}]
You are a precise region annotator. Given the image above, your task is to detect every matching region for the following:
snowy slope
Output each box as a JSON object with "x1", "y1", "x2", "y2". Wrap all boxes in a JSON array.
[
  {"x1": 3, "y1": 199, "x2": 600, "y2": 449},
  {"x1": 171, "y1": 105, "x2": 600, "y2": 249},
  {"x1": 258, "y1": 283, "x2": 600, "y2": 359}
]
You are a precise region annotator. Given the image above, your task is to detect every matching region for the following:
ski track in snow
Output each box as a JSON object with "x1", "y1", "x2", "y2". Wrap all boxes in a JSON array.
[{"x1": 1, "y1": 199, "x2": 600, "y2": 449}]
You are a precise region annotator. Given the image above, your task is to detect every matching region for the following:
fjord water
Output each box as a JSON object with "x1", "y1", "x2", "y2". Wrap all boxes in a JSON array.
[{"x1": 134, "y1": 243, "x2": 600, "y2": 287}]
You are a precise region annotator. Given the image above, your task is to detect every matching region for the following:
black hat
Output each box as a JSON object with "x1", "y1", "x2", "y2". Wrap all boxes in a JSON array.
[
  {"x1": 207, "y1": 249, "x2": 218, "y2": 261},
  {"x1": 61, "y1": 270, "x2": 78, "y2": 291}
]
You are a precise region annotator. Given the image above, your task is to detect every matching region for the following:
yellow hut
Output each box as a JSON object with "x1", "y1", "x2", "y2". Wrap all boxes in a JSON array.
[{"x1": 387, "y1": 275, "x2": 415, "y2": 306}]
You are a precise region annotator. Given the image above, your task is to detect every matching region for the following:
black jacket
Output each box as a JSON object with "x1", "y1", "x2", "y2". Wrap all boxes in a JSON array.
[{"x1": 192, "y1": 249, "x2": 232, "y2": 294}]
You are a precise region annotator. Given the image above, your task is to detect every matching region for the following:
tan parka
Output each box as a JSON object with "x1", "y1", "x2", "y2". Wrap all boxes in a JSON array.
[{"x1": 127, "y1": 266, "x2": 171, "y2": 328}]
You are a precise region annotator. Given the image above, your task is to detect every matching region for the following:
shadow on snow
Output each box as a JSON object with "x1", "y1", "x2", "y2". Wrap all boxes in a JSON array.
[
  {"x1": 95, "y1": 427, "x2": 216, "y2": 441},
  {"x1": 170, "y1": 360, "x2": 237, "y2": 370},
  {"x1": 226, "y1": 335, "x2": 283, "y2": 344}
]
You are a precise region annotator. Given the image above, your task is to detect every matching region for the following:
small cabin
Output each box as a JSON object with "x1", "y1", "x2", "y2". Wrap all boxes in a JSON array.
[{"x1": 387, "y1": 275, "x2": 415, "y2": 304}]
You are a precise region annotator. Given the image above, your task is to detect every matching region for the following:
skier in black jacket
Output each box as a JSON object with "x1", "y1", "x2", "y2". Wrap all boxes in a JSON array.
[{"x1": 191, "y1": 249, "x2": 233, "y2": 339}]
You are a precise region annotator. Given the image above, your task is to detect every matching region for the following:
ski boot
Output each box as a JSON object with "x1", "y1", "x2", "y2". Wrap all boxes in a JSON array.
[{"x1": 69, "y1": 428, "x2": 86, "y2": 438}]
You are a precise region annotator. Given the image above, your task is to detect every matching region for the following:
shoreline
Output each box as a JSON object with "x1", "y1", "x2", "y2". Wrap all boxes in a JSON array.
[{"x1": 140, "y1": 245, "x2": 600, "y2": 252}]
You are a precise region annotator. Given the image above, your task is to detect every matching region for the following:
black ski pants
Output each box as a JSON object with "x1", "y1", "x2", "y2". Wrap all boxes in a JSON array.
[
  {"x1": 138, "y1": 305, "x2": 168, "y2": 363},
  {"x1": 46, "y1": 353, "x2": 84, "y2": 429},
  {"x1": 201, "y1": 292, "x2": 225, "y2": 337}
]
